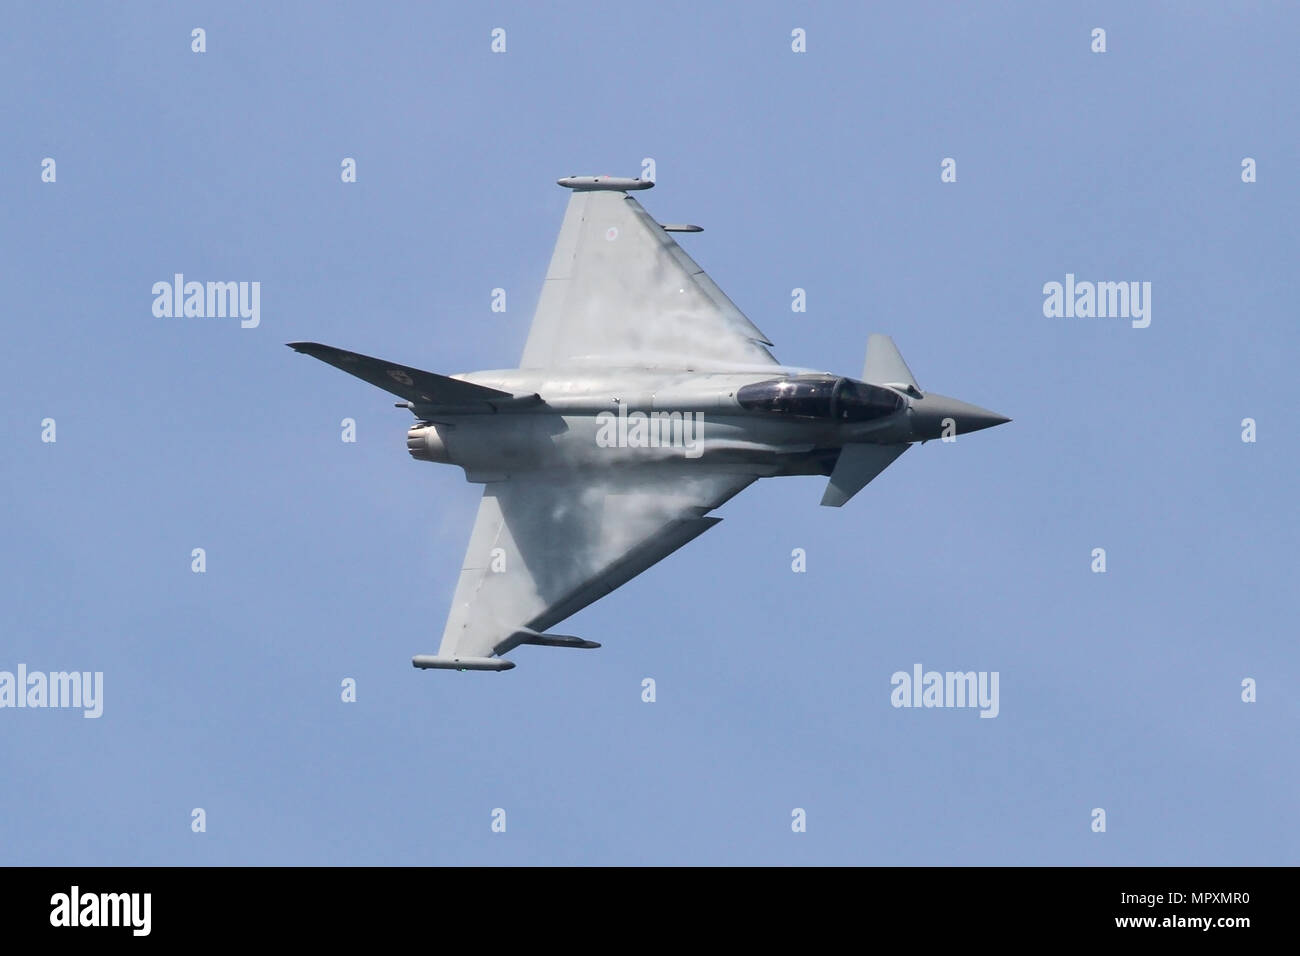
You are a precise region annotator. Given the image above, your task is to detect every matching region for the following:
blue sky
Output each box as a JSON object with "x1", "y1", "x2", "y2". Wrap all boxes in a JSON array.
[{"x1": 1, "y1": 1, "x2": 1296, "y2": 865}]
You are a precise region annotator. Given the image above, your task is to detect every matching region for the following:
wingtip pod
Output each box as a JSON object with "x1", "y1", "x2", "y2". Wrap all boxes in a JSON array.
[
  {"x1": 557, "y1": 175, "x2": 654, "y2": 191},
  {"x1": 412, "y1": 655, "x2": 515, "y2": 672}
]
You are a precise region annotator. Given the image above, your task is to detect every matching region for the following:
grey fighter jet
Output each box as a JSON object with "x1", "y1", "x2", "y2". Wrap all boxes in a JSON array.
[{"x1": 289, "y1": 175, "x2": 1009, "y2": 672}]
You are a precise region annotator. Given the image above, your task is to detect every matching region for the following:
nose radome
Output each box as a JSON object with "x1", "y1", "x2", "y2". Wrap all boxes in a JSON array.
[
  {"x1": 962, "y1": 404, "x2": 1011, "y2": 432},
  {"x1": 911, "y1": 393, "x2": 1011, "y2": 438}
]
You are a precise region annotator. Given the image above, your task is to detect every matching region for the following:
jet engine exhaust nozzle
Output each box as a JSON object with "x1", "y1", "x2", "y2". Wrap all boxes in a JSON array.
[{"x1": 407, "y1": 424, "x2": 452, "y2": 463}]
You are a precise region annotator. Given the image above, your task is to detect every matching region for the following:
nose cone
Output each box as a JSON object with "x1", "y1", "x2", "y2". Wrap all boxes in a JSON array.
[{"x1": 909, "y1": 392, "x2": 1011, "y2": 440}]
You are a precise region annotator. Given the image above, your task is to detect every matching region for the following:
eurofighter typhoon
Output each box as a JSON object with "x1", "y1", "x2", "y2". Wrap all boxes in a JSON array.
[{"x1": 290, "y1": 175, "x2": 1009, "y2": 672}]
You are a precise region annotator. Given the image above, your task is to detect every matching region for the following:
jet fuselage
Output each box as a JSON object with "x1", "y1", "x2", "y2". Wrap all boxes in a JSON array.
[{"x1": 406, "y1": 367, "x2": 1007, "y2": 481}]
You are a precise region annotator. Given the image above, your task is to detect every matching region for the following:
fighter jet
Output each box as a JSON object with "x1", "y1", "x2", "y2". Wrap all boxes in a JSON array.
[{"x1": 289, "y1": 175, "x2": 1009, "y2": 672}]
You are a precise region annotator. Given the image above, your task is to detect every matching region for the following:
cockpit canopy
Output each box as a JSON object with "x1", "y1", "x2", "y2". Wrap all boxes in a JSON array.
[{"x1": 736, "y1": 374, "x2": 905, "y2": 422}]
